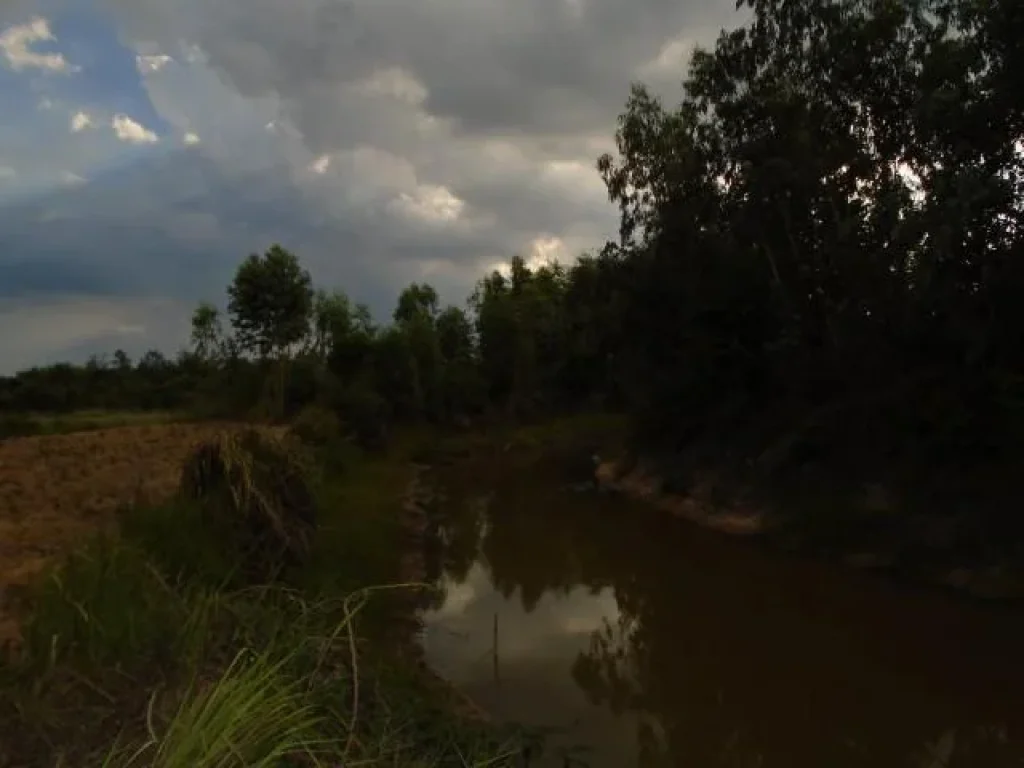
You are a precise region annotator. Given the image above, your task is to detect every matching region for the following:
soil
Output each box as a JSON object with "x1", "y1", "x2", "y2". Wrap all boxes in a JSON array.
[{"x1": 0, "y1": 422, "x2": 276, "y2": 646}]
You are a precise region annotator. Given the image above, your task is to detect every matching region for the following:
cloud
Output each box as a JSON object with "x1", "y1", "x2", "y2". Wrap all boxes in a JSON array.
[
  {"x1": 0, "y1": 16, "x2": 75, "y2": 73},
  {"x1": 0, "y1": 0, "x2": 747, "y2": 370},
  {"x1": 308, "y1": 153, "x2": 330, "y2": 174},
  {"x1": 0, "y1": 166, "x2": 15, "y2": 180},
  {"x1": 111, "y1": 113, "x2": 159, "y2": 143},
  {"x1": 136, "y1": 53, "x2": 172, "y2": 73},
  {"x1": 70, "y1": 110, "x2": 92, "y2": 132},
  {"x1": 60, "y1": 170, "x2": 86, "y2": 185}
]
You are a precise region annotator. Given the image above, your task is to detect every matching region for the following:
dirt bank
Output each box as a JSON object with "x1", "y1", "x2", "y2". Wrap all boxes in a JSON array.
[
  {"x1": 595, "y1": 458, "x2": 767, "y2": 535},
  {"x1": 595, "y1": 458, "x2": 1024, "y2": 603}
]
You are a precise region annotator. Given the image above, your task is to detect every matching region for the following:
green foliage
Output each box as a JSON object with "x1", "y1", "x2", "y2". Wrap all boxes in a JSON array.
[
  {"x1": 5, "y1": 0, "x2": 1023, "y2": 535},
  {"x1": 593, "y1": 0, "x2": 1024, "y2": 472},
  {"x1": 227, "y1": 244, "x2": 314, "y2": 360},
  {"x1": 289, "y1": 403, "x2": 342, "y2": 448},
  {"x1": 189, "y1": 302, "x2": 223, "y2": 363},
  {"x1": 335, "y1": 379, "x2": 391, "y2": 452},
  {"x1": 19, "y1": 537, "x2": 192, "y2": 671},
  {"x1": 116, "y1": 500, "x2": 244, "y2": 588},
  {"x1": 179, "y1": 429, "x2": 317, "y2": 578},
  {"x1": 102, "y1": 649, "x2": 327, "y2": 768},
  {"x1": 2, "y1": 446, "x2": 524, "y2": 768},
  {"x1": 394, "y1": 282, "x2": 439, "y2": 326}
]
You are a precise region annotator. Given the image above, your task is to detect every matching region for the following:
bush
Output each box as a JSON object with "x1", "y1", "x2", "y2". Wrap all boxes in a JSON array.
[
  {"x1": 289, "y1": 404, "x2": 342, "y2": 448},
  {"x1": 0, "y1": 412, "x2": 39, "y2": 439},
  {"x1": 179, "y1": 429, "x2": 316, "y2": 580},
  {"x1": 336, "y1": 382, "x2": 390, "y2": 452}
]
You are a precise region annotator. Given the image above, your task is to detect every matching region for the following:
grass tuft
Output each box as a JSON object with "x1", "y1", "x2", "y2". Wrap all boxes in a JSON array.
[
  {"x1": 180, "y1": 429, "x2": 316, "y2": 578},
  {"x1": 102, "y1": 648, "x2": 328, "y2": 768}
]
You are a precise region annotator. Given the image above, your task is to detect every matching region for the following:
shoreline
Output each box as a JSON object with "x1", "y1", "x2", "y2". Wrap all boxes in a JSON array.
[{"x1": 595, "y1": 457, "x2": 1024, "y2": 604}]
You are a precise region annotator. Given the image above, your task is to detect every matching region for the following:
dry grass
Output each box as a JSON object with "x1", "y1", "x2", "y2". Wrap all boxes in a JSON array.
[
  {"x1": 0, "y1": 421, "x2": 282, "y2": 644},
  {"x1": 180, "y1": 428, "x2": 316, "y2": 578}
]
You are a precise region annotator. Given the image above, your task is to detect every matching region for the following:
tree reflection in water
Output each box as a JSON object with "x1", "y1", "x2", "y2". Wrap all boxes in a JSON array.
[{"x1": 423, "y1": 459, "x2": 1024, "y2": 767}]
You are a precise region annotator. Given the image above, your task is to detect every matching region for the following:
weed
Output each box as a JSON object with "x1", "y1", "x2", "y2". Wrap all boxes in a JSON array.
[{"x1": 180, "y1": 429, "x2": 316, "y2": 579}]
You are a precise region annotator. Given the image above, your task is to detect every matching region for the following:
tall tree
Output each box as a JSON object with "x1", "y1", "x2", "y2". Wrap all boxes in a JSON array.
[
  {"x1": 227, "y1": 244, "x2": 314, "y2": 360},
  {"x1": 190, "y1": 302, "x2": 224, "y2": 363},
  {"x1": 227, "y1": 244, "x2": 314, "y2": 417}
]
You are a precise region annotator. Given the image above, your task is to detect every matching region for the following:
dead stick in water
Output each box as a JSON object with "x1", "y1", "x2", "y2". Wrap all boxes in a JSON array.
[{"x1": 493, "y1": 612, "x2": 500, "y2": 686}]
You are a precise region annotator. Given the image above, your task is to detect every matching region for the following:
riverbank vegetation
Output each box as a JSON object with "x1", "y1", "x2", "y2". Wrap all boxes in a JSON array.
[
  {"x1": 0, "y1": 425, "x2": 526, "y2": 766},
  {"x1": 1, "y1": 0, "x2": 1023, "y2": 759},
  {"x1": 5, "y1": 0, "x2": 1023, "y2": 544}
]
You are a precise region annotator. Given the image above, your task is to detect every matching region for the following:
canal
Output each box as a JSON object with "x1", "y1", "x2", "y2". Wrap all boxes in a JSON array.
[{"x1": 419, "y1": 456, "x2": 1024, "y2": 767}]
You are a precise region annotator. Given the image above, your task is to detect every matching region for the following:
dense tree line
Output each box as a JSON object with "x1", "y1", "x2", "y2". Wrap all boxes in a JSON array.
[
  {"x1": 3, "y1": 0, "x2": 1023, "y2": 484},
  {"x1": 0, "y1": 245, "x2": 621, "y2": 444},
  {"x1": 605, "y1": 0, "x2": 1023, "y2": 450}
]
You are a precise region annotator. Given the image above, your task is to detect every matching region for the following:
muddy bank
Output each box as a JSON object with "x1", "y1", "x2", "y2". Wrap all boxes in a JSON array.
[
  {"x1": 595, "y1": 458, "x2": 767, "y2": 536},
  {"x1": 595, "y1": 457, "x2": 1024, "y2": 603}
]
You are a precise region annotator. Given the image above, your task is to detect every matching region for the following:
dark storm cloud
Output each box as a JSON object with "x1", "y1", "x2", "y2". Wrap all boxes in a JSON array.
[{"x1": 1, "y1": 0, "x2": 745, "y2": 370}]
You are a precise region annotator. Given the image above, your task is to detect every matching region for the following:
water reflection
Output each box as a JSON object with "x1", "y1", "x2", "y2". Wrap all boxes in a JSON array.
[{"x1": 419, "y1": 460, "x2": 1024, "y2": 767}]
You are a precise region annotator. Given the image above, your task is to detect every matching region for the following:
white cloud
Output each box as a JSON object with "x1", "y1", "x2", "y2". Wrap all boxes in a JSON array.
[
  {"x1": 0, "y1": 166, "x2": 15, "y2": 179},
  {"x1": 390, "y1": 184, "x2": 464, "y2": 224},
  {"x1": 111, "y1": 113, "x2": 159, "y2": 144},
  {"x1": 182, "y1": 131, "x2": 200, "y2": 145},
  {"x1": 60, "y1": 171, "x2": 86, "y2": 186},
  {"x1": 136, "y1": 53, "x2": 173, "y2": 73},
  {"x1": 37, "y1": 96, "x2": 54, "y2": 110},
  {"x1": 0, "y1": 0, "x2": 740, "y2": 367},
  {"x1": 70, "y1": 111, "x2": 93, "y2": 132},
  {"x1": 638, "y1": 36, "x2": 696, "y2": 79},
  {"x1": 355, "y1": 67, "x2": 428, "y2": 106},
  {"x1": 308, "y1": 153, "x2": 330, "y2": 174},
  {"x1": 0, "y1": 17, "x2": 75, "y2": 73}
]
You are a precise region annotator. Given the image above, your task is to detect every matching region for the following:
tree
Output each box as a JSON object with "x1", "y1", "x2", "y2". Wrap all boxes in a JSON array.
[
  {"x1": 436, "y1": 306, "x2": 483, "y2": 418},
  {"x1": 190, "y1": 302, "x2": 224, "y2": 363},
  {"x1": 595, "y1": 0, "x2": 1024, "y2": 474},
  {"x1": 308, "y1": 289, "x2": 354, "y2": 362},
  {"x1": 227, "y1": 244, "x2": 314, "y2": 418},
  {"x1": 394, "y1": 283, "x2": 439, "y2": 326},
  {"x1": 227, "y1": 244, "x2": 314, "y2": 360}
]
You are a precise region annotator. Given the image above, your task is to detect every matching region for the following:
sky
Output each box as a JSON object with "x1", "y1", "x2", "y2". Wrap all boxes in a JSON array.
[{"x1": 0, "y1": 0, "x2": 743, "y2": 374}]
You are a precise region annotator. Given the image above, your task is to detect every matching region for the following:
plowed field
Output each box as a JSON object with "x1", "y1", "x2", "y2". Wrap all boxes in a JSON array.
[{"x1": 0, "y1": 422, "x2": 262, "y2": 644}]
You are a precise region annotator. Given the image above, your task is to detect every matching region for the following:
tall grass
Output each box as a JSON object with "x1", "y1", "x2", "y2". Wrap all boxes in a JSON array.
[
  {"x1": 103, "y1": 649, "x2": 328, "y2": 768},
  {"x1": 1, "y1": 435, "x2": 525, "y2": 767}
]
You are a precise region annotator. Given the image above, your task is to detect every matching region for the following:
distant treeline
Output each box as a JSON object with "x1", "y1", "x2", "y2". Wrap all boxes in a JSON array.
[
  {"x1": 0, "y1": 247, "x2": 623, "y2": 445},
  {"x1": 4, "y1": 0, "x2": 1023, "y2": 480}
]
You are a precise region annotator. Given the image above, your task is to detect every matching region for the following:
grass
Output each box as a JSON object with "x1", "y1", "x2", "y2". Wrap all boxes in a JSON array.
[
  {"x1": 0, "y1": 427, "x2": 525, "y2": 767},
  {"x1": 0, "y1": 421, "x2": 285, "y2": 646},
  {"x1": 0, "y1": 409, "x2": 184, "y2": 439}
]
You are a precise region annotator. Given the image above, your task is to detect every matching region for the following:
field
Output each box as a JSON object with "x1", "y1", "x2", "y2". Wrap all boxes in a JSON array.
[{"x1": 0, "y1": 422, "x2": 267, "y2": 644}]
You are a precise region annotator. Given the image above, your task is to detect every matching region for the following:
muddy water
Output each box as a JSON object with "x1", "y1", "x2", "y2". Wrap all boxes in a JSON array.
[{"x1": 418, "y1": 458, "x2": 1024, "y2": 767}]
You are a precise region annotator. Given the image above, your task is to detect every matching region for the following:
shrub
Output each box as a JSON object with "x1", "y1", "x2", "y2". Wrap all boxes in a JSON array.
[
  {"x1": 179, "y1": 429, "x2": 316, "y2": 580},
  {"x1": 336, "y1": 382, "x2": 390, "y2": 452},
  {"x1": 0, "y1": 412, "x2": 39, "y2": 439},
  {"x1": 289, "y1": 404, "x2": 341, "y2": 448}
]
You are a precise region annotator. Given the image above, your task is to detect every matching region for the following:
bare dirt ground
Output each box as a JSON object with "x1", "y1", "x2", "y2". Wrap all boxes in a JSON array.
[{"x1": 0, "y1": 422, "x2": 259, "y2": 645}]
